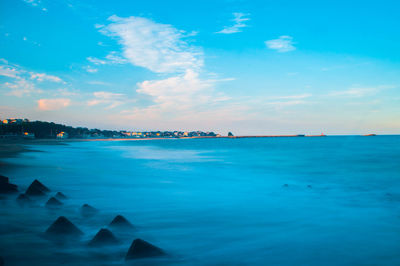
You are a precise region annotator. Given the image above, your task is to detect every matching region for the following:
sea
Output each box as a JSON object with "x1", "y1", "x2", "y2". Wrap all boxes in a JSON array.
[{"x1": 1, "y1": 136, "x2": 400, "y2": 265}]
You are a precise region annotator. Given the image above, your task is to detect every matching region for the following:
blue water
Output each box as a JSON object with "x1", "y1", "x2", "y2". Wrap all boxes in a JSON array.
[{"x1": 1, "y1": 136, "x2": 400, "y2": 265}]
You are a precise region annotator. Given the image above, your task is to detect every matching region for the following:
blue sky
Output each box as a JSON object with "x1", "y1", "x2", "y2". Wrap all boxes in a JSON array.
[{"x1": 1, "y1": 0, "x2": 399, "y2": 134}]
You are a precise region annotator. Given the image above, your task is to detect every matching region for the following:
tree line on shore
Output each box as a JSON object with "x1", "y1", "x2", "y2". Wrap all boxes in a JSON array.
[{"x1": 0, "y1": 121, "x2": 120, "y2": 139}]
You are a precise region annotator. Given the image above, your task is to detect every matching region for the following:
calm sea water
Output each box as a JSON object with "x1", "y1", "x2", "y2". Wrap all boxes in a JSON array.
[{"x1": 1, "y1": 136, "x2": 400, "y2": 265}]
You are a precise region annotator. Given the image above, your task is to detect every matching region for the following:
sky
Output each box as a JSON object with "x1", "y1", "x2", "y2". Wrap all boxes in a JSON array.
[{"x1": 0, "y1": 0, "x2": 400, "y2": 135}]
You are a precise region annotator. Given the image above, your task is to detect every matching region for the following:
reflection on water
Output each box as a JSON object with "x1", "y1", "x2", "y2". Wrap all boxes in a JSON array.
[{"x1": 1, "y1": 136, "x2": 400, "y2": 265}]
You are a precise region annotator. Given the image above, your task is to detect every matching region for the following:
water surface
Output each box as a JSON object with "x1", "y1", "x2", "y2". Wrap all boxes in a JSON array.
[{"x1": 1, "y1": 136, "x2": 400, "y2": 265}]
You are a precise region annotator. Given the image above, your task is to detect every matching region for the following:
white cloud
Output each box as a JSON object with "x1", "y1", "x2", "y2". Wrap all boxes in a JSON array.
[
  {"x1": 328, "y1": 85, "x2": 395, "y2": 98},
  {"x1": 105, "y1": 51, "x2": 128, "y2": 64},
  {"x1": 24, "y1": 0, "x2": 40, "y2": 6},
  {"x1": 23, "y1": 0, "x2": 47, "y2": 12},
  {"x1": 87, "y1": 91, "x2": 125, "y2": 109},
  {"x1": 265, "y1": 36, "x2": 296, "y2": 52},
  {"x1": 86, "y1": 51, "x2": 128, "y2": 67},
  {"x1": 4, "y1": 79, "x2": 43, "y2": 97},
  {"x1": 85, "y1": 66, "x2": 98, "y2": 73},
  {"x1": 99, "y1": 15, "x2": 203, "y2": 73},
  {"x1": 30, "y1": 72, "x2": 63, "y2": 83},
  {"x1": 137, "y1": 69, "x2": 214, "y2": 110},
  {"x1": 0, "y1": 65, "x2": 20, "y2": 78},
  {"x1": 87, "y1": 57, "x2": 107, "y2": 65},
  {"x1": 38, "y1": 98, "x2": 71, "y2": 111},
  {"x1": 216, "y1": 13, "x2": 250, "y2": 34}
]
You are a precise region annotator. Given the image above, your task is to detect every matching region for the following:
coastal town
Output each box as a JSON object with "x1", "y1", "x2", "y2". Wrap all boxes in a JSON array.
[{"x1": 0, "y1": 118, "x2": 221, "y2": 139}]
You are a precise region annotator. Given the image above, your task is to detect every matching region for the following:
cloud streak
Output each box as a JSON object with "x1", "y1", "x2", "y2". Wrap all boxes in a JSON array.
[
  {"x1": 265, "y1": 36, "x2": 296, "y2": 52},
  {"x1": 87, "y1": 91, "x2": 126, "y2": 109},
  {"x1": 216, "y1": 13, "x2": 250, "y2": 34}
]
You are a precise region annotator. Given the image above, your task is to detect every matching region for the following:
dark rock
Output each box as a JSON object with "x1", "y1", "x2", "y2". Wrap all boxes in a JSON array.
[
  {"x1": 45, "y1": 197, "x2": 63, "y2": 207},
  {"x1": 88, "y1": 228, "x2": 119, "y2": 246},
  {"x1": 45, "y1": 216, "x2": 83, "y2": 237},
  {"x1": 307, "y1": 185, "x2": 312, "y2": 188},
  {"x1": 125, "y1": 239, "x2": 165, "y2": 260},
  {"x1": 109, "y1": 215, "x2": 134, "y2": 229},
  {"x1": 55, "y1": 192, "x2": 67, "y2": 200},
  {"x1": 0, "y1": 175, "x2": 18, "y2": 194},
  {"x1": 16, "y1": 193, "x2": 31, "y2": 205},
  {"x1": 0, "y1": 175, "x2": 9, "y2": 184},
  {"x1": 0, "y1": 256, "x2": 4, "y2": 266},
  {"x1": 0, "y1": 182, "x2": 18, "y2": 193},
  {"x1": 80, "y1": 204, "x2": 98, "y2": 217},
  {"x1": 283, "y1": 184, "x2": 289, "y2": 187},
  {"x1": 25, "y1": 179, "x2": 50, "y2": 196}
]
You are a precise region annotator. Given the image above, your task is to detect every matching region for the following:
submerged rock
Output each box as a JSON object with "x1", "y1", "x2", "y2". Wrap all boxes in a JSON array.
[
  {"x1": 55, "y1": 192, "x2": 67, "y2": 200},
  {"x1": 80, "y1": 204, "x2": 98, "y2": 217},
  {"x1": 109, "y1": 215, "x2": 134, "y2": 229},
  {"x1": 45, "y1": 216, "x2": 83, "y2": 237},
  {"x1": 16, "y1": 193, "x2": 31, "y2": 205},
  {"x1": 125, "y1": 239, "x2": 166, "y2": 260},
  {"x1": 0, "y1": 256, "x2": 4, "y2": 266},
  {"x1": 25, "y1": 179, "x2": 50, "y2": 196},
  {"x1": 0, "y1": 175, "x2": 18, "y2": 194},
  {"x1": 88, "y1": 228, "x2": 119, "y2": 246},
  {"x1": 45, "y1": 196, "x2": 63, "y2": 207},
  {"x1": 283, "y1": 184, "x2": 289, "y2": 188}
]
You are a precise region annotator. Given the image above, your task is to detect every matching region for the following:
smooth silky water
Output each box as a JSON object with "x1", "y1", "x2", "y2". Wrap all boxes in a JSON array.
[{"x1": 1, "y1": 136, "x2": 400, "y2": 265}]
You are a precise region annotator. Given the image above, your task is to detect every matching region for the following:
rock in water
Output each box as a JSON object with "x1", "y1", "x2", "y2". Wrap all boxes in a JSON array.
[
  {"x1": 45, "y1": 196, "x2": 63, "y2": 207},
  {"x1": 16, "y1": 193, "x2": 31, "y2": 205},
  {"x1": 125, "y1": 239, "x2": 165, "y2": 260},
  {"x1": 0, "y1": 175, "x2": 9, "y2": 183},
  {"x1": 88, "y1": 228, "x2": 119, "y2": 246},
  {"x1": 109, "y1": 215, "x2": 134, "y2": 229},
  {"x1": 55, "y1": 192, "x2": 67, "y2": 200},
  {"x1": 0, "y1": 256, "x2": 4, "y2": 266},
  {"x1": 45, "y1": 216, "x2": 83, "y2": 237},
  {"x1": 0, "y1": 175, "x2": 18, "y2": 194},
  {"x1": 80, "y1": 204, "x2": 98, "y2": 217},
  {"x1": 25, "y1": 179, "x2": 50, "y2": 196},
  {"x1": 0, "y1": 182, "x2": 18, "y2": 194}
]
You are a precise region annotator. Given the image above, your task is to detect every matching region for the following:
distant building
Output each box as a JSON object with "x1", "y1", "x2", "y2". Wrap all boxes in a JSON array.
[
  {"x1": 23, "y1": 132, "x2": 35, "y2": 139},
  {"x1": 57, "y1": 132, "x2": 69, "y2": 139}
]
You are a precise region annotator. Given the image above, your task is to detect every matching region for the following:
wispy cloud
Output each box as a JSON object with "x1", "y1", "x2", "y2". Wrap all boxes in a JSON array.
[
  {"x1": 328, "y1": 85, "x2": 395, "y2": 97},
  {"x1": 87, "y1": 81, "x2": 111, "y2": 86},
  {"x1": 0, "y1": 65, "x2": 20, "y2": 78},
  {"x1": 4, "y1": 79, "x2": 43, "y2": 97},
  {"x1": 0, "y1": 59, "x2": 65, "y2": 96},
  {"x1": 87, "y1": 91, "x2": 126, "y2": 109},
  {"x1": 84, "y1": 66, "x2": 98, "y2": 73},
  {"x1": 38, "y1": 98, "x2": 71, "y2": 111},
  {"x1": 98, "y1": 15, "x2": 203, "y2": 73},
  {"x1": 87, "y1": 57, "x2": 107, "y2": 65},
  {"x1": 97, "y1": 15, "x2": 238, "y2": 128},
  {"x1": 30, "y1": 72, "x2": 64, "y2": 83},
  {"x1": 216, "y1": 13, "x2": 250, "y2": 34},
  {"x1": 23, "y1": 0, "x2": 47, "y2": 12},
  {"x1": 86, "y1": 51, "x2": 128, "y2": 69},
  {"x1": 265, "y1": 36, "x2": 296, "y2": 52}
]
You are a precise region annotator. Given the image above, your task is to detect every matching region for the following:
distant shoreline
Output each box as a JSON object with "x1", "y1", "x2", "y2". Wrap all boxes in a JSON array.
[{"x1": 0, "y1": 134, "x2": 394, "y2": 145}]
